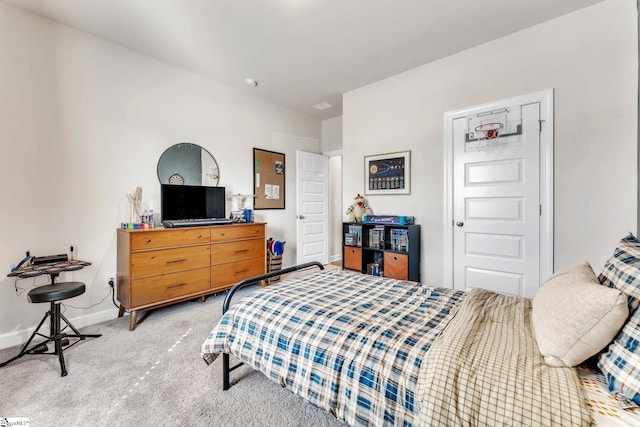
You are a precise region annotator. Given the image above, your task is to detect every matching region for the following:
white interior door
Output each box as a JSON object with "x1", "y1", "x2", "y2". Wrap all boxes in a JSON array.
[
  {"x1": 452, "y1": 102, "x2": 541, "y2": 298},
  {"x1": 296, "y1": 151, "x2": 329, "y2": 265}
]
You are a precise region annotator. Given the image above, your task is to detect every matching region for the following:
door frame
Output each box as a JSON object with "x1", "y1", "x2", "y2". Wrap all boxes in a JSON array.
[
  {"x1": 324, "y1": 149, "x2": 343, "y2": 264},
  {"x1": 443, "y1": 89, "x2": 554, "y2": 290}
]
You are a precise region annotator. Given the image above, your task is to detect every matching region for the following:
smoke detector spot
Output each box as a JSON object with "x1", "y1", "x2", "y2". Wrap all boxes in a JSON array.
[
  {"x1": 313, "y1": 101, "x2": 333, "y2": 110},
  {"x1": 244, "y1": 78, "x2": 258, "y2": 88}
]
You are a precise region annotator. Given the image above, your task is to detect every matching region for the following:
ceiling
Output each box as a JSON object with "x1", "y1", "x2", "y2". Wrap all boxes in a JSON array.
[{"x1": 5, "y1": 0, "x2": 605, "y2": 120}]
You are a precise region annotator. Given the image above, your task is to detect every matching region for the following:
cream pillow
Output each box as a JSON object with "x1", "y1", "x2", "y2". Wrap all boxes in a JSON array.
[{"x1": 532, "y1": 262, "x2": 628, "y2": 367}]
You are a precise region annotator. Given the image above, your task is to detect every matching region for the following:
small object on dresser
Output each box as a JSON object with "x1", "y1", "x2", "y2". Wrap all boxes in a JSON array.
[
  {"x1": 126, "y1": 186, "x2": 143, "y2": 223},
  {"x1": 121, "y1": 222, "x2": 148, "y2": 229},
  {"x1": 231, "y1": 210, "x2": 245, "y2": 223},
  {"x1": 140, "y1": 209, "x2": 154, "y2": 225},
  {"x1": 243, "y1": 209, "x2": 253, "y2": 223}
]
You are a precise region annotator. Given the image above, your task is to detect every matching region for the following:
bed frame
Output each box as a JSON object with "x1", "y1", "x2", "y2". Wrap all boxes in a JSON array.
[{"x1": 221, "y1": 261, "x2": 325, "y2": 390}]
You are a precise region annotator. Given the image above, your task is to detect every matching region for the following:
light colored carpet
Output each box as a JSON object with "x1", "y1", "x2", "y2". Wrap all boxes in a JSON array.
[{"x1": 0, "y1": 269, "x2": 343, "y2": 427}]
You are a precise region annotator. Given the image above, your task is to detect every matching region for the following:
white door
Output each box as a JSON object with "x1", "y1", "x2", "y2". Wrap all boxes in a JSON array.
[
  {"x1": 449, "y1": 97, "x2": 550, "y2": 298},
  {"x1": 296, "y1": 151, "x2": 329, "y2": 265}
]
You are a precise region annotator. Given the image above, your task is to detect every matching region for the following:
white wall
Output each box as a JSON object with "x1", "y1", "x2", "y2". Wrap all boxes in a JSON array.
[
  {"x1": 0, "y1": 3, "x2": 320, "y2": 348},
  {"x1": 343, "y1": 0, "x2": 638, "y2": 286},
  {"x1": 321, "y1": 116, "x2": 343, "y2": 153}
]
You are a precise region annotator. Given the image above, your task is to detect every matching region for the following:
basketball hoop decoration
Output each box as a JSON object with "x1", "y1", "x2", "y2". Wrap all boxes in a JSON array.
[
  {"x1": 465, "y1": 108, "x2": 522, "y2": 150},
  {"x1": 475, "y1": 122, "x2": 504, "y2": 150}
]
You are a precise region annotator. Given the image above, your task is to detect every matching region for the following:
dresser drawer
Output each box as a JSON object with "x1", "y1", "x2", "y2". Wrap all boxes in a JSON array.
[
  {"x1": 212, "y1": 239, "x2": 265, "y2": 265},
  {"x1": 344, "y1": 247, "x2": 362, "y2": 271},
  {"x1": 130, "y1": 267, "x2": 210, "y2": 307},
  {"x1": 131, "y1": 228, "x2": 210, "y2": 251},
  {"x1": 210, "y1": 224, "x2": 265, "y2": 242},
  {"x1": 384, "y1": 252, "x2": 409, "y2": 280},
  {"x1": 131, "y1": 245, "x2": 210, "y2": 280},
  {"x1": 211, "y1": 259, "x2": 265, "y2": 290}
]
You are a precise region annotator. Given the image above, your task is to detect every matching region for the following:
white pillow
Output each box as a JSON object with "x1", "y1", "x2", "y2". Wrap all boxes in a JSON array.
[{"x1": 532, "y1": 262, "x2": 628, "y2": 367}]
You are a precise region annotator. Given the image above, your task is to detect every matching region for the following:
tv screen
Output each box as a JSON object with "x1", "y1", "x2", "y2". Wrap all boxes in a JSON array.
[{"x1": 161, "y1": 184, "x2": 226, "y2": 221}]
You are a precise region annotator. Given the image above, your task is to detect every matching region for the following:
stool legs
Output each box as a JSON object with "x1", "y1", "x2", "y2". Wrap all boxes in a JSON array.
[
  {"x1": 0, "y1": 307, "x2": 51, "y2": 368},
  {"x1": 60, "y1": 311, "x2": 82, "y2": 336},
  {"x1": 53, "y1": 302, "x2": 67, "y2": 376},
  {"x1": 0, "y1": 301, "x2": 101, "y2": 376}
]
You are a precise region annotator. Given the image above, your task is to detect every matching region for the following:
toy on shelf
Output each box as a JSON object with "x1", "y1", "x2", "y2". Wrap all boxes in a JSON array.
[{"x1": 345, "y1": 193, "x2": 372, "y2": 223}]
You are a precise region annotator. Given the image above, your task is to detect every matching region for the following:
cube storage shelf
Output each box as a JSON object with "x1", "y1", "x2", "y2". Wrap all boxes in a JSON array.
[{"x1": 342, "y1": 222, "x2": 420, "y2": 282}]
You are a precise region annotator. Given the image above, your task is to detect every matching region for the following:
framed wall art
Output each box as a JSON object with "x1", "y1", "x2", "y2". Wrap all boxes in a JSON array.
[
  {"x1": 253, "y1": 148, "x2": 285, "y2": 209},
  {"x1": 364, "y1": 150, "x2": 410, "y2": 195}
]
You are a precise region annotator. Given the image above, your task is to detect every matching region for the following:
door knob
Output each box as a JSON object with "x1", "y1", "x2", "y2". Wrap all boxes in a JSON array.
[
  {"x1": 297, "y1": 215, "x2": 305, "y2": 219},
  {"x1": 456, "y1": 221, "x2": 464, "y2": 227}
]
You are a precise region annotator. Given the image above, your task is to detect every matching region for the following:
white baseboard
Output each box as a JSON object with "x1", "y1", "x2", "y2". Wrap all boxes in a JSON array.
[
  {"x1": 0, "y1": 307, "x2": 120, "y2": 350},
  {"x1": 329, "y1": 254, "x2": 342, "y2": 263}
]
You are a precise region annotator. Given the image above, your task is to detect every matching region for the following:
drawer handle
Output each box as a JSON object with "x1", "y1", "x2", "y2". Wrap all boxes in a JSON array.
[
  {"x1": 394, "y1": 256, "x2": 398, "y2": 261},
  {"x1": 166, "y1": 259, "x2": 187, "y2": 264},
  {"x1": 235, "y1": 269, "x2": 249, "y2": 274},
  {"x1": 235, "y1": 249, "x2": 249, "y2": 254},
  {"x1": 146, "y1": 239, "x2": 151, "y2": 243},
  {"x1": 166, "y1": 283, "x2": 186, "y2": 289}
]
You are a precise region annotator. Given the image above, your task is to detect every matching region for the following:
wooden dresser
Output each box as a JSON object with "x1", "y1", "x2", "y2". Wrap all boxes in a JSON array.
[{"x1": 117, "y1": 223, "x2": 266, "y2": 330}]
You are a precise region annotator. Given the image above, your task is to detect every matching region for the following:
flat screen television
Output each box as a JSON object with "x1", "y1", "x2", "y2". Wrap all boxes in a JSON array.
[{"x1": 161, "y1": 184, "x2": 226, "y2": 221}]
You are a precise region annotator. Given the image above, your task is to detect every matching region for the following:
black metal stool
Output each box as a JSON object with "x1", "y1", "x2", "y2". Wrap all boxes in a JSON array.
[{"x1": 0, "y1": 281, "x2": 101, "y2": 376}]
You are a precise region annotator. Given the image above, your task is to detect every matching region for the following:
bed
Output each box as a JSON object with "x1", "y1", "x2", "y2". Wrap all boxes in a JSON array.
[{"x1": 202, "y1": 235, "x2": 640, "y2": 426}]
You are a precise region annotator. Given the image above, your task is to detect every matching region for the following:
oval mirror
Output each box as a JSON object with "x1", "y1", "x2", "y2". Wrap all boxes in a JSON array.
[{"x1": 157, "y1": 143, "x2": 219, "y2": 186}]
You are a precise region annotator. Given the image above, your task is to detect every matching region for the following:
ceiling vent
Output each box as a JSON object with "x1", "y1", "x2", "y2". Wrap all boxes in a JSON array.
[{"x1": 313, "y1": 101, "x2": 333, "y2": 110}]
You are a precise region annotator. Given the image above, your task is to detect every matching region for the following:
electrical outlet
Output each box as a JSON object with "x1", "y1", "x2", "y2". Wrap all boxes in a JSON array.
[{"x1": 107, "y1": 276, "x2": 115, "y2": 288}]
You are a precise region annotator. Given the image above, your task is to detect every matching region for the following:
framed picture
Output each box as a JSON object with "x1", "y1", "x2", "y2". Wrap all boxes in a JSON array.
[
  {"x1": 253, "y1": 148, "x2": 285, "y2": 209},
  {"x1": 364, "y1": 150, "x2": 411, "y2": 195}
]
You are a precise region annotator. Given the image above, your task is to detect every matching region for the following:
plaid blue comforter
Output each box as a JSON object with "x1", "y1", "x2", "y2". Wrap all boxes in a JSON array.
[{"x1": 201, "y1": 269, "x2": 466, "y2": 427}]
